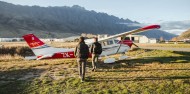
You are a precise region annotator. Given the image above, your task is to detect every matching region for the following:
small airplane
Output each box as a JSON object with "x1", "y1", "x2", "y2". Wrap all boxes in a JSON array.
[{"x1": 23, "y1": 25, "x2": 160, "y2": 63}]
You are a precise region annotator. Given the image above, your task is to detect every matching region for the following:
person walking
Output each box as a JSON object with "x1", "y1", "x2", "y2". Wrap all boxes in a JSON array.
[
  {"x1": 90, "y1": 37, "x2": 102, "y2": 72},
  {"x1": 74, "y1": 37, "x2": 89, "y2": 82}
]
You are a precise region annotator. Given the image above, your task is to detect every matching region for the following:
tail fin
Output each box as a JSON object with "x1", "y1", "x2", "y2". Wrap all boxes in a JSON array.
[
  {"x1": 23, "y1": 34, "x2": 52, "y2": 57},
  {"x1": 22, "y1": 34, "x2": 45, "y2": 48}
]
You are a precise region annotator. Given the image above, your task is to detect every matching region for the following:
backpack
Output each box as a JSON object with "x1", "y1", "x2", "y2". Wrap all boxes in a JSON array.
[
  {"x1": 93, "y1": 42, "x2": 102, "y2": 54},
  {"x1": 77, "y1": 43, "x2": 89, "y2": 59}
]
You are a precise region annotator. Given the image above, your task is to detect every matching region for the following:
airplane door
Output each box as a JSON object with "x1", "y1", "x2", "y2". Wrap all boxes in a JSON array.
[{"x1": 100, "y1": 39, "x2": 120, "y2": 56}]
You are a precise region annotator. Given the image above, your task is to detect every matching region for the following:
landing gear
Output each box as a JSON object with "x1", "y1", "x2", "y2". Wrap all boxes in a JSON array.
[
  {"x1": 103, "y1": 53, "x2": 128, "y2": 63},
  {"x1": 118, "y1": 53, "x2": 128, "y2": 60},
  {"x1": 103, "y1": 55, "x2": 115, "y2": 63},
  {"x1": 104, "y1": 58, "x2": 116, "y2": 63}
]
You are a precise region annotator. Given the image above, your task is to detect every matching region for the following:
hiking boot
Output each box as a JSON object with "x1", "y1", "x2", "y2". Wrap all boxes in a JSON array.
[
  {"x1": 92, "y1": 68, "x2": 96, "y2": 72},
  {"x1": 81, "y1": 78, "x2": 85, "y2": 82}
]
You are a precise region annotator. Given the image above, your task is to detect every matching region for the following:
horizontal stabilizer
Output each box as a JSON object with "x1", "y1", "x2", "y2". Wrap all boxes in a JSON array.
[
  {"x1": 37, "y1": 54, "x2": 54, "y2": 60},
  {"x1": 24, "y1": 56, "x2": 37, "y2": 60}
]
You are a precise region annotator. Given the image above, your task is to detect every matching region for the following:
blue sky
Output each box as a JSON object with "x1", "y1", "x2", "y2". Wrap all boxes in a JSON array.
[{"x1": 1, "y1": 0, "x2": 190, "y2": 24}]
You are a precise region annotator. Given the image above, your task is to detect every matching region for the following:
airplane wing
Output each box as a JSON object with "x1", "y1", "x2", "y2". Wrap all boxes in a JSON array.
[{"x1": 86, "y1": 25, "x2": 160, "y2": 44}]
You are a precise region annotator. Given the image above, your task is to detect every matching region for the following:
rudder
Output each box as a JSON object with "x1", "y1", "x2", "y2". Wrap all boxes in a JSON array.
[{"x1": 22, "y1": 34, "x2": 45, "y2": 48}]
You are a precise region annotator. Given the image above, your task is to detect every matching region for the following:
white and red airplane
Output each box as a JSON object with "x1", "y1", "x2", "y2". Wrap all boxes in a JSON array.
[{"x1": 23, "y1": 25, "x2": 160, "y2": 63}]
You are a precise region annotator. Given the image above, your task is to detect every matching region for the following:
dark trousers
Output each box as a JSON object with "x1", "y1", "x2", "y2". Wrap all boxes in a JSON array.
[
  {"x1": 92, "y1": 54, "x2": 99, "y2": 69},
  {"x1": 77, "y1": 58, "x2": 87, "y2": 80}
]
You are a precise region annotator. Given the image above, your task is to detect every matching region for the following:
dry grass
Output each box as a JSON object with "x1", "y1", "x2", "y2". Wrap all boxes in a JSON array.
[
  {"x1": 49, "y1": 42, "x2": 77, "y2": 48},
  {"x1": 2, "y1": 41, "x2": 190, "y2": 48},
  {"x1": 0, "y1": 46, "x2": 34, "y2": 56},
  {"x1": 0, "y1": 42, "x2": 28, "y2": 47},
  {"x1": 0, "y1": 42, "x2": 77, "y2": 56},
  {"x1": 0, "y1": 42, "x2": 77, "y2": 48},
  {"x1": 1, "y1": 42, "x2": 190, "y2": 94}
]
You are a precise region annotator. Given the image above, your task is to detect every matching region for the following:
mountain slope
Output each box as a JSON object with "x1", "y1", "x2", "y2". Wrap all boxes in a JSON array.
[
  {"x1": 139, "y1": 30, "x2": 176, "y2": 40},
  {"x1": 0, "y1": 1, "x2": 175, "y2": 39},
  {"x1": 178, "y1": 29, "x2": 190, "y2": 39}
]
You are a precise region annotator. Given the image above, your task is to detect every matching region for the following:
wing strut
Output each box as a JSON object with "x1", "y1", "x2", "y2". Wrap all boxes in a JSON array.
[{"x1": 116, "y1": 35, "x2": 126, "y2": 53}]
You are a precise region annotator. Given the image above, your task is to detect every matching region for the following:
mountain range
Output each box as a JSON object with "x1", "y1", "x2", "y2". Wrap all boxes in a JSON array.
[{"x1": 0, "y1": 1, "x2": 176, "y2": 40}]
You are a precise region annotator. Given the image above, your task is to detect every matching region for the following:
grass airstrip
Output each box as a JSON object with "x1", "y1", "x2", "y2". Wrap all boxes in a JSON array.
[{"x1": 0, "y1": 42, "x2": 190, "y2": 94}]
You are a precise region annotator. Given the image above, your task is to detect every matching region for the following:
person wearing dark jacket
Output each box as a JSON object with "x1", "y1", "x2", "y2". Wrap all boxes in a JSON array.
[
  {"x1": 90, "y1": 37, "x2": 102, "y2": 72},
  {"x1": 74, "y1": 37, "x2": 89, "y2": 82}
]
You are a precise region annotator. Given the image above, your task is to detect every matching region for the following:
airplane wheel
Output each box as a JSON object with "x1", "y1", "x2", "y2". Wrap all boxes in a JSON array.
[{"x1": 104, "y1": 58, "x2": 115, "y2": 64}]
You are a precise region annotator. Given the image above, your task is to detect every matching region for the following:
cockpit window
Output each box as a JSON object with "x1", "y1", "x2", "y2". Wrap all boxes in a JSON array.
[
  {"x1": 107, "y1": 40, "x2": 113, "y2": 45},
  {"x1": 100, "y1": 39, "x2": 117, "y2": 46},
  {"x1": 114, "y1": 40, "x2": 119, "y2": 43},
  {"x1": 100, "y1": 41, "x2": 106, "y2": 46}
]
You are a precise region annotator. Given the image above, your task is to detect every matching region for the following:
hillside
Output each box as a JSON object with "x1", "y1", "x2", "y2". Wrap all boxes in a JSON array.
[
  {"x1": 178, "y1": 29, "x2": 190, "y2": 39},
  {"x1": 0, "y1": 1, "x2": 176, "y2": 39},
  {"x1": 139, "y1": 30, "x2": 176, "y2": 40}
]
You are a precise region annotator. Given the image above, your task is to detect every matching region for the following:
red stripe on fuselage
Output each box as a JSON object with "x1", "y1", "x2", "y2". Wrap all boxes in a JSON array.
[
  {"x1": 51, "y1": 51, "x2": 75, "y2": 58},
  {"x1": 46, "y1": 51, "x2": 92, "y2": 59}
]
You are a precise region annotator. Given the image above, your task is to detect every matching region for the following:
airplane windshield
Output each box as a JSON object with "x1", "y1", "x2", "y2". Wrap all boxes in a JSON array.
[
  {"x1": 107, "y1": 40, "x2": 113, "y2": 45},
  {"x1": 101, "y1": 40, "x2": 115, "y2": 46},
  {"x1": 114, "y1": 40, "x2": 119, "y2": 43}
]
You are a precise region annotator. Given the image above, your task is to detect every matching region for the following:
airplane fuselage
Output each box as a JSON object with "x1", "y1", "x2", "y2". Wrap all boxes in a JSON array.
[
  {"x1": 23, "y1": 25, "x2": 160, "y2": 60},
  {"x1": 32, "y1": 43, "x2": 130, "y2": 60}
]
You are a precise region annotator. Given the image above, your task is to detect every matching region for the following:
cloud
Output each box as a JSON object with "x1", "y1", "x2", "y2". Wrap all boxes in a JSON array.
[
  {"x1": 163, "y1": 29, "x2": 188, "y2": 35},
  {"x1": 159, "y1": 20, "x2": 190, "y2": 35},
  {"x1": 118, "y1": 23, "x2": 144, "y2": 27}
]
